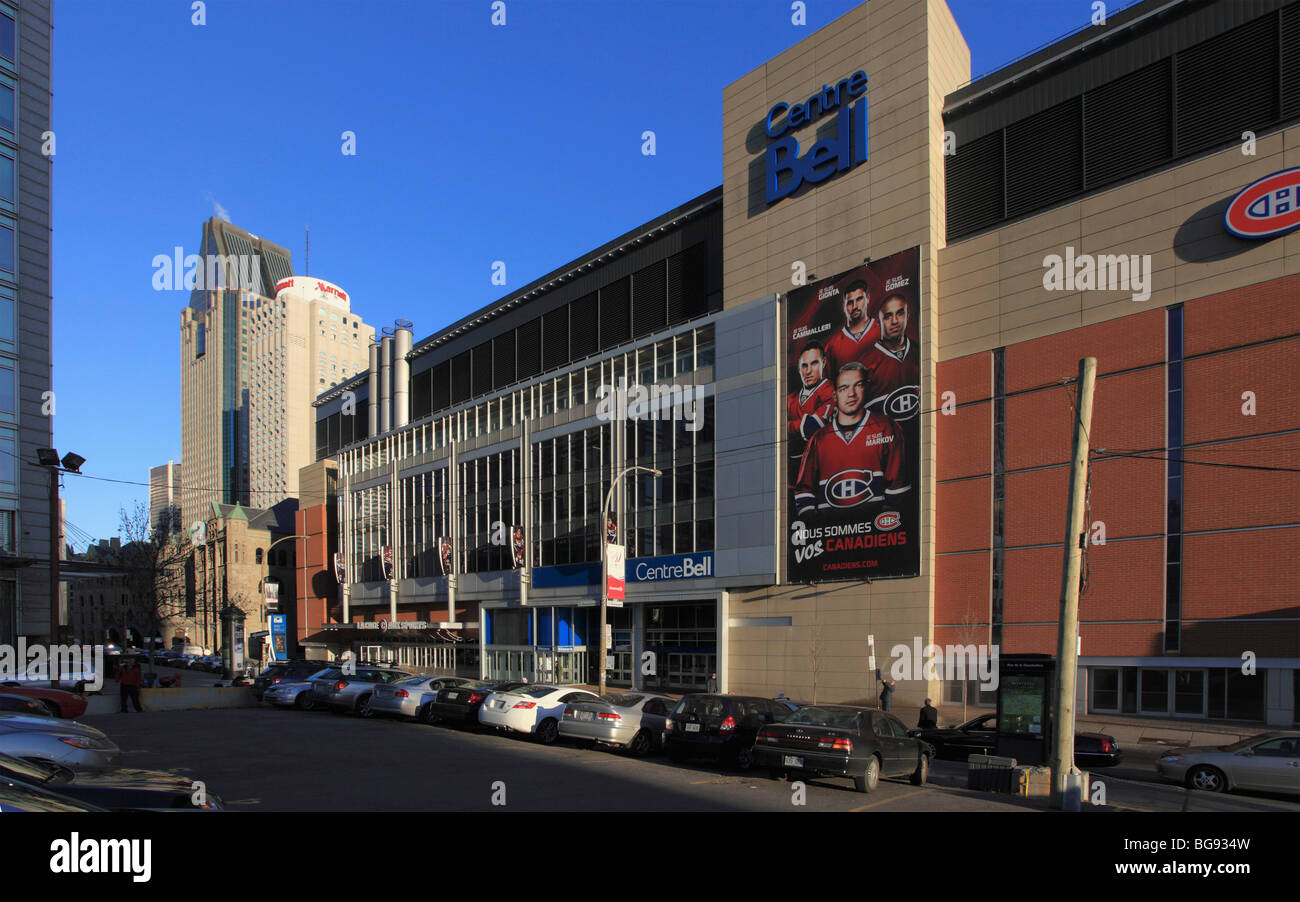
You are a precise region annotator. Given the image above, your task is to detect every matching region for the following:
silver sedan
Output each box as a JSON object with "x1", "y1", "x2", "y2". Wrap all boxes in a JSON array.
[
  {"x1": 560, "y1": 692, "x2": 678, "y2": 756},
  {"x1": 0, "y1": 717, "x2": 120, "y2": 770},
  {"x1": 1156, "y1": 731, "x2": 1300, "y2": 795},
  {"x1": 367, "y1": 675, "x2": 475, "y2": 722},
  {"x1": 263, "y1": 680, "x2": 317, "y2": 710}
]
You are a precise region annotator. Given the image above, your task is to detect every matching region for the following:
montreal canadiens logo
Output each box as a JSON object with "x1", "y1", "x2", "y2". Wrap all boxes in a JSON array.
[
  {"x1": 1224, "y1": 167, "x2": 1300, "y2": 239},
  {"x1": 886, "y1": 386, "x2": 920, "y2": 420},
  {"x1": 826, "y1": 469, "x2": 877, "y2": 507},
  {"x1": 874, "y1": 511, "x2": 901, "y2": 531}
]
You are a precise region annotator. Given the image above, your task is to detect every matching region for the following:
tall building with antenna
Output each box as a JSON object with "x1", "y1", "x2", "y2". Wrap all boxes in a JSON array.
[{"x1": 180, "y1": 218, "x2": 374, "y2": 530}]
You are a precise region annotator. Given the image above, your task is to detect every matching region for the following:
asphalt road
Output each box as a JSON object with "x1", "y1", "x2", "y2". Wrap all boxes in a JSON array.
[
  {"x1": 77, "y1": 706, "x2": 1300, "y2": 814},
  {"x1": 81, "y1": 706, "x2": 1050, "y2": 813}
]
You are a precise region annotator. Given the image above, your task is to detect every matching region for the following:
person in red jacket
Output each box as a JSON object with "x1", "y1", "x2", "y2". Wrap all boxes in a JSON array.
[
  {"x1": 786, "y1": 340, "x2": 835, "y2": 462},
  {"x1": 794, "y1": 362, "x2": 909, "y2": 517},
  {"x1": 823, "y1": 280, "x2": 881, "y2": 377},
  {"x1": 118, "y1": 659, "x2": 143, "y2": 713}
]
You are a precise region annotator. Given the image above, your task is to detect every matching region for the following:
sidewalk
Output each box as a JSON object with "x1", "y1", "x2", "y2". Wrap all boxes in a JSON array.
[{"x1": 882, "y1": 701, "x2": 1262, "y2": 748}]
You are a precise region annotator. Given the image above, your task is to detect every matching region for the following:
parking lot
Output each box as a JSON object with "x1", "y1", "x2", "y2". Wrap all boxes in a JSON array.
[{"x1": 81, "y1": 706, "x2": 1060, "y2": 813}]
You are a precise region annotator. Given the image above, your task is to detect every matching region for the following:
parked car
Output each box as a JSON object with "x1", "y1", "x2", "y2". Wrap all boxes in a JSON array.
[
  {"x1": 0, "y1": 687, "x2": 87, "y2": 719},
  {"x1": 0, "y1": 751, "x2": 223, "y2": 810},
  {"x1": 908, "y1": 713, "x2": 1122, "y2": 767},
  {"x1": 253, "y1": 660, "x2": 329, "y2": 701},
  {"x1": 0, "y1": 776, "x2": 107, "y2": 811},
  {"x1": 367, "y1": 675, "x2": 474, "y2": 721},
  {"x1": 3, "y1": 656, "x2": 98, "y2": 692},
  {"x1": 479, "y1": 684, "x2": 601, "y2": 744},
  {"x1": 753, "y1": 705, "x2": 929, "y2": 793},
  {"x1": 308, "y1": 665, "x2": 413, "y2": 714},
  {"x1": 0, "y1": 694, "x2": 54, "y2": 717},
  {"x1": 425, "y1": 679, "x2": 530, "y2": 726},
  {"x1": 1155, "y1": 731, "x2": 1300, "y2": 795},
  {"x1": 560, "y1": 691, "x2": 677, "y2": 755},
  {"x1": 664, "y1": 695, "x2": 790, "y2": 770},
  {"x1": 263, "y1": 679, "x2": 318, "y2": 710},
  {"x1": 0, "y1": 715, "x2": 120, "y2": 770}
]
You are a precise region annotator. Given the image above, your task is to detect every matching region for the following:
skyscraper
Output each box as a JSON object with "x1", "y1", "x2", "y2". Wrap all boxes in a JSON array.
[
  {"x1": 179, "y1": 218, "x2": 373, "y2": 532},
  {"x1": 148, "y1": 460, "x2": 182, "y2": 533},
  {"x1": 0, "y1": 1, "x2": 53, "y2": 645}
]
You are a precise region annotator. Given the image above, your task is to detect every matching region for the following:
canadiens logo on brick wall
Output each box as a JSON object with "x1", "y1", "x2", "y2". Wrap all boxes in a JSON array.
[
  {"x1": 1225, "y1": 167, "x2": 1300, "y2": 239},
  {"x1": 785, "y1": 247, "x2": 921, "y2": 582}
]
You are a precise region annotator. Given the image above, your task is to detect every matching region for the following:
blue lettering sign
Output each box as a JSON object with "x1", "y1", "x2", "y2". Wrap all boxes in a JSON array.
[{"x1": 765, "y1": 71, "x2": 869, "y2": 204}]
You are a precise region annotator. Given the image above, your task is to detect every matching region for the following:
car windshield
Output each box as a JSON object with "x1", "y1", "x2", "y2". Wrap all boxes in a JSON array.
[
  {"x1": 783, "y1": 707, "x2": 862, "y2": 729},
  {"x1": 1220, "y1": 734, "x2": 1281, "y2": 752},
  {"x1": 0, "y1": 750, "x2": 61, "y2": 784},
  {"x1": 602, "y1": 694, "x2": 643, "y2": 707},
  {"x1": 397, "y1": 676, "x2": 433, "y2": 687},
  {"x1": 675, "y1": 696, "x2": 726, "y2": 718}
]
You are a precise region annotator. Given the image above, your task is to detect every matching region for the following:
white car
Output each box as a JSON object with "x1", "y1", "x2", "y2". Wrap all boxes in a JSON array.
[{"x1": 478, "y1": 684, "x2": 601, "y2": 744}]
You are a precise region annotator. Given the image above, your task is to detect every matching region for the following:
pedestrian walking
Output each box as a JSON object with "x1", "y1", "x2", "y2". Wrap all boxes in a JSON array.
[
  {"x1": 707, "y1": 672, "x2": 719, "y2": 693},
  {"x1": 119, "y1": 659, "x2": 143, "y2": 713},
  {"x1": 918, "y1": 697, "x2": 938, "y2": 729},
  {"x1": 879, "y1": 678, "x2": 895, "y2": 712}
]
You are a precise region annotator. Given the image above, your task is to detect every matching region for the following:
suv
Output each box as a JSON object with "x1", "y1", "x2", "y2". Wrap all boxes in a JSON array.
[
  {"x1": 665, "y1": 694, "x2": 789, "y2": 770},
  {"x1": 253, "y1": 660, "x2": 329, "y2": 701},
  {"x1": 308, "y1": 665, "x2": 412, "y2": 715}
]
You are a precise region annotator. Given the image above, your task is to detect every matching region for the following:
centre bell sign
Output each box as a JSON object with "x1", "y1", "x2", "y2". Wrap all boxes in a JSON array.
[{"x1": 764, "y1": 70, "x2": 869, "y2": 204}]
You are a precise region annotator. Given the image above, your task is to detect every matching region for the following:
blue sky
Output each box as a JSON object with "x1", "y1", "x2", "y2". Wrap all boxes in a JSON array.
[{"x1": 51, "y1": 0, "x2": 1118, "y2": 545}]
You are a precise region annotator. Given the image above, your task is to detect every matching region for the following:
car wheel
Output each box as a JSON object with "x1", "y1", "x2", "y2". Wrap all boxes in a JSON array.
[
  {"x1": 911, "y1": 753, "x2": 929, "y2": 786},
  {"x1": 39, "y1": 700, "x2": 61, "y2": 718},
  {"x1": 419, "y1": 703, "x2": 440, "y2": 725},
  {"x1": 358, "y1": 695, "x2": 374, "y2": 717},
  {"x1": 536, "y1": 718, "x2": 559, "y2": 745},
  {"x1": 854, "y1": 756, "x2": 881, "y2": 794},
  {"x1": 1187, "y1": 765, "x2": 1227, "y2": 793},
  {"x1": 628, "y1": 730, "x2": 652, "y2": 757},
  {"x1": 735, "y1": 744, "x2": 756, "y2": 772},
  {"x1": 294, "y1": 692, "x2": 313, "y2": 711}
]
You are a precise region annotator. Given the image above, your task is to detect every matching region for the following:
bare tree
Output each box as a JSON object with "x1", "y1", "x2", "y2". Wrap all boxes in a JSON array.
[
  {"x1": 117, "y1": 501, "x2": 191, "y2": 677},
  {"x1": 954, "y1": 609, "x2": 987, "y2": 723}
]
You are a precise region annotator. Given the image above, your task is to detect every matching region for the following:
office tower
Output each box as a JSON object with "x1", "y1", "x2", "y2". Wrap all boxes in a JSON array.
[
  {"x1": 0, "y1": 1, "x2": 53, "y2": 645},
  {"x1": 149, "y1": 460, "x2": 182, "y2": 533},
  {"x1": 179, "y1": 218, "x2": 373, "y2": 532}
]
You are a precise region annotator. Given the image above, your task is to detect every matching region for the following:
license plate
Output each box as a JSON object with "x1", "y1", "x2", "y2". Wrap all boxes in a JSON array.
[
  {"x1": 685, "y1": 723, "x2": 701, "y2": 733},
  {"x1": 447, "y1": 692, "x2": 459, "y2": 699},
  {"x1": 783, "y1": 755, "x2": 803, "y2": 768},
  {"x1": 577, "y1": 711, "x2": 594, "y2": 721}
]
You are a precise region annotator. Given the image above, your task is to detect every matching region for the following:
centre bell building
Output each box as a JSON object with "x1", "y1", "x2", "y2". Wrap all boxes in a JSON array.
[{"x1": 302, "y1": 0, "x2": 1299, "y2": 726}]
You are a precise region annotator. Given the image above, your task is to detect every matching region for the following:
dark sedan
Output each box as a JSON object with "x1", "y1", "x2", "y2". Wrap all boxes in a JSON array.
[
  {"x1": 0, "y1": 751, "x2": 223, "y2": 810},
  {"x1": 424, "y1": 680, "x2": 530, "y2": 726},
  {"x1": 253, "y1": 660, "x2": 330, "y2": 701},
  {"x1": 665, "y1": 695, "x2": 790, "y2": 770},
  {"x1": 754, "y1": 705, "x2": 929, "y2": 793},
  {"x1": 909, "y1": 713, "x2": 1122, "y2": 767}
]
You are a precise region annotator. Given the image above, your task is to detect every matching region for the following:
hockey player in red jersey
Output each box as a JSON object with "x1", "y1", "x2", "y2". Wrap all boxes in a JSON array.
[
  {"x1": 794, "y1": 362, "x2": 909, "y2": 517},
  {"x1": 860, "y1": 293, "x2": 921, "y2": 421},
  {"x1": 824, "y1": 280, "x2": 881, "y2": 377},
  {"x1": 787, "y1": 340, "x2": 835, "y2": 460}
]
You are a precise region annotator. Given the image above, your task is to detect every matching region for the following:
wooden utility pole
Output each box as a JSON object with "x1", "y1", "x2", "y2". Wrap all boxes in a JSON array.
[{"x1": 1050, "y1": 357, "x2": 1096, "y2": 810}]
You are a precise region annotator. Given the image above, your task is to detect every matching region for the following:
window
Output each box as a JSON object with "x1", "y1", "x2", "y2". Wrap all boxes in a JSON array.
[
  {"x1": 0, "y1": 360, "x2": 13, "y2": 421},
  {"x1": 0, "y1": 219, "x2": 13, "y2": 275},
  {"x1": 0, "y1": 429, "x2": 13, "y2": 490},
  {"x1": 0, "y1": 149, "x2": 12, "y2": 209},
  {"x1": 0, "y1": 11, "x2": 14, "y2": 63},
  {"x1": 0, "y1": 81, "x2": 12, "y2": 132}
]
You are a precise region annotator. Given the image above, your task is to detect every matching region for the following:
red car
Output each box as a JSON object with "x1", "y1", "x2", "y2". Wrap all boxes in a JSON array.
[{"x1": 0, "y1": 686, "x2": 87, "y2": 718}]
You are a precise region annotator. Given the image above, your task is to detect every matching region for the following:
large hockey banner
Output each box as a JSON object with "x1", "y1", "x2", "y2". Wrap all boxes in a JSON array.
[{"x1": 786, "y1": 246, "x2": 921, "y2": 582}]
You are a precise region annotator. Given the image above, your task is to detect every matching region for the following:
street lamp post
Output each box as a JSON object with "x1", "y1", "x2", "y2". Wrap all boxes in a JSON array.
[
  {"x1": 262, "y1": 533, "x2": 306, "y2": 661},
  {"x1": 599, "y1": 465, "x2": 660, "y2": 696},
  {"x1": 32, "y1": 449, "x2": 85, "y2": 644}
]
